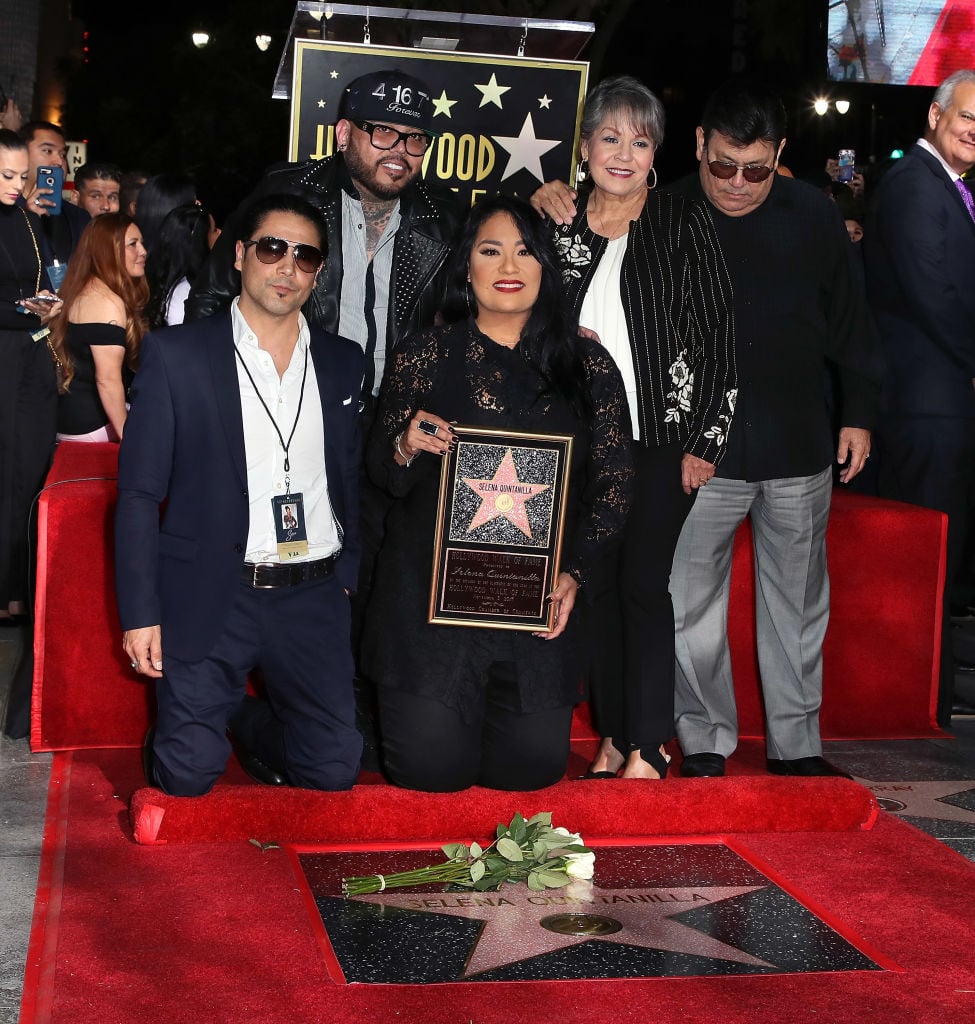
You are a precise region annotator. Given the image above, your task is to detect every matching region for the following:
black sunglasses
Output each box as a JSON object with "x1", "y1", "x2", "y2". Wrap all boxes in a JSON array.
[
  {"x1": 705, "y1": 154, "x2": 775, "y2": 184},
  {"x1": 242, "y1": 236, "x2": 324, "y2": 274},
  {"x1": 353, "y1": 119, "x2": 432, "y2": 157}
]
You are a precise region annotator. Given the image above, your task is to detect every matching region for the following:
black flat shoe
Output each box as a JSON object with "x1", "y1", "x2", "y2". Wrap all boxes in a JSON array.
[
  {"x1": 766, "y1": 755, "x2": 852, "y2": 779},
  {"x1": 577, "y1": 769, "x2": 620, "y2": 780},
  {"x1": 679, "y1": 752, "x2": 726, "y2": 778}
]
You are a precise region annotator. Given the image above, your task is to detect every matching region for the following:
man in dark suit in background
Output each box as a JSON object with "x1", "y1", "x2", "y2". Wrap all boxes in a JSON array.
[
  {"x1": 116, "y1": 193, "x2": 363, "y2": 796},
  {"x1": 865, "y1": 69, "x2": 975, "y2": 723}
]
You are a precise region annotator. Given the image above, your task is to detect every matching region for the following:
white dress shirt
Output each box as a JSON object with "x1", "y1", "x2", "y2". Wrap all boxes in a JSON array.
[{"x1": 231, "y1": 297, "x2": 341, "y2": 563}]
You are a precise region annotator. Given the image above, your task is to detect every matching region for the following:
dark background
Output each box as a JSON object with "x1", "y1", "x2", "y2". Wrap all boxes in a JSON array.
[{"x1": 61, "y1": 0, "x2": 938, "y2": 220}]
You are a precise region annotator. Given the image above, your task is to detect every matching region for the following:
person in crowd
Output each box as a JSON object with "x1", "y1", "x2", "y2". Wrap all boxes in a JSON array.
[
  {"x1": 144, "y1": 202, "x2": 212, "y2": 328},
  {"x1": 363, "y1": 194, "x2": 633, "y2": 792},
  {"x1": 187, "y1": 68, "x2": 462, "y2": 762},
  {"x1": 74, "y1": 162, "x2": 122, "y2": 219},
  {"x1": 119, "y1": 169, "x2": 148, "y2": 218},
  {"x1": 664, "y1": 79, "x2": 878, "y2": 778},
  {"x1": 116, "y1": 193, "x2": 363, "y2": 796},
  {"x1": 530, "y1": 75, "x2": 736, "y2": 781},
  {"x1": 864, "y1": 69, "x2": 975, "y2": 721},
  {"x1": 134, "y1": 172, "x2": 196, "y2": 254},
  {"x1": 18, "y1": 121, "x2": 90, "y2": 264},
  {"x1": 0, "y1": 129, "x2": 61, "y2": 624},
  {"x1": 49, "y1": 213, "x2": 148, "y2": 442}
]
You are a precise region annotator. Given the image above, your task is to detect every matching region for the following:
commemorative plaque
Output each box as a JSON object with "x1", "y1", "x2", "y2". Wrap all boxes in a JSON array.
[{"x1": 430, "y1": 426, "x2": 572, "y2": 632}]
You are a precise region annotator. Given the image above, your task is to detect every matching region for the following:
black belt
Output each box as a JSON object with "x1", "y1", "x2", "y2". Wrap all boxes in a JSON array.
[{"x1": 241, "y1": 555, "x2": 338, "y2": 589}]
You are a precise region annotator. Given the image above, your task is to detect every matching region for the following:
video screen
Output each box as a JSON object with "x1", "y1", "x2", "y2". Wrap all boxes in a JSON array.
[{"x1": 827, "y1": 0, "x2": 975, "y2": 85}]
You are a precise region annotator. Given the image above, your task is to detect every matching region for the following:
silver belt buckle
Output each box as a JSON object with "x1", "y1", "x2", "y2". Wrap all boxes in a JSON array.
[{"x1": 250, "y1": 561, "x2": 277, "y2": 589}]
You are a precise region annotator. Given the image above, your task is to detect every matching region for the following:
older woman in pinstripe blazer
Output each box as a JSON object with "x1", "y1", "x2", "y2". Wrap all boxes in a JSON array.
[{"x1": 540, "y1": 75, "x2": 737, "y2": 780}]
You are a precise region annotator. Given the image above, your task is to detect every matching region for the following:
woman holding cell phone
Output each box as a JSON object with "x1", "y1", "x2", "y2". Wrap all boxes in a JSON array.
[
  {"x1": 0, "y1": 129, "x2": 61, "y2": 624},
  {"x1": 48, "y1": 213, "x2": 148, "y2": 442}
]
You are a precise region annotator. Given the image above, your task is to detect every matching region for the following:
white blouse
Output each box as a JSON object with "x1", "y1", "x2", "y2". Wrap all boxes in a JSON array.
[{"x1": 578, "y1": 233, "x2": 640, "y2": 440}]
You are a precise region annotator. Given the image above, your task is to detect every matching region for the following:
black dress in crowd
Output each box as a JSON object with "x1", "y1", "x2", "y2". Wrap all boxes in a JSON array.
[
  {"x1": 363, "y1": 319, "x2": 633, "y2": 791},
  {"x1": 56, "y1": 323, "x2": 133, "y2": 437},
  {"x1": 0, "y1": 203, "x2": 58, "y2": 611}
]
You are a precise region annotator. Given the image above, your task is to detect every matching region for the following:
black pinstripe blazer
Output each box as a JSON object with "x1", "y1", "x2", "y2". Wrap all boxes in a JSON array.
[{"x1": 555, "y1": 187, "x2": 737, "y2": 466}]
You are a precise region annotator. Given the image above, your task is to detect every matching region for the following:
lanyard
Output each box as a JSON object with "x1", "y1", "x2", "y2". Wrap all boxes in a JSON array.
[{"x1": 234, "y1": 340, "x2": 309, "y2": 492}]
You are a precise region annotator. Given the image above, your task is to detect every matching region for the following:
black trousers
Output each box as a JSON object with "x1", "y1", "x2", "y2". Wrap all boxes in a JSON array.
[
  {"x1": 877, "y1": 413, "x2": 975, "y2": 724},
  {"x1": 377, "y1": 662, "x2": 574, "y2": 792},
  {"x1": 150, "y1": 574, "x2": 362, "y2": 796},
  {"x1": 585, "y1": 442, "x2": 696, "y2": 755}
]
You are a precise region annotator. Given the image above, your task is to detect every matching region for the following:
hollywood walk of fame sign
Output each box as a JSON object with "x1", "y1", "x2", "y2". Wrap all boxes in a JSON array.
[
  {"x1": 287, "y1": 40, "x2": 588, "y2": 207},
  {"x1": 429, "y1": 426, "x2": 572, "y2": 632},
  {"x1": 295, "y1": 842, "x2": 892, "y2": 984}
]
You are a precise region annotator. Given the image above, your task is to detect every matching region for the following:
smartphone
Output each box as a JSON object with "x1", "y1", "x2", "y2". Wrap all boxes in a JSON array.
[
  {"x1": 837, "y1": 149, "x2": 855, "y2": 184},
  {"x1": 37, "y1": 165, "x2": 63, "y2": 215}
]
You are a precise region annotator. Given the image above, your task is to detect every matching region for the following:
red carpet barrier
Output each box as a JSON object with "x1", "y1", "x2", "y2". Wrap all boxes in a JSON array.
[
  {"x1": 129, "y1": 776, "x2": 879, "y2": 845},
  {"x1": 31, "y1": 444, "x2": 945, "y2": 751},
  {"x1": 31, "y1": 442, "x2": 153, "y2": 751}
]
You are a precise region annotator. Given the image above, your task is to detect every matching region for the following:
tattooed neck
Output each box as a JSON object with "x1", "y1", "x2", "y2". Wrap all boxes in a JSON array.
[{"x1": 359, "y1": 197, "x2": 398, "y2": 261}]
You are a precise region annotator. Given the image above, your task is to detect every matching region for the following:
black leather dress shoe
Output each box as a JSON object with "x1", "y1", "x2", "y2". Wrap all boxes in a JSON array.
[
  {"x1": 766, "y1": 756, "x2": 852, "y2": 779},
  {"x1": 951, "y1": 695, "x2": 975, "y2": 717},
  {"x1": 679, "y1": 752, "x2": 726, "y2": 778},
  {"x1": 233, "y1": 742, "x2": 289, "y2": 786}
]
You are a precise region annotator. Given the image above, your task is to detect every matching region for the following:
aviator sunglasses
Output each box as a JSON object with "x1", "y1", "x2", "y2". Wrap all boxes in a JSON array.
[
  {"x1": 705, "y1": 152, "x2": 775, "y2": 183},
  {"x1": 242, "y1": 235, "x2": 324, "y2": 273}
]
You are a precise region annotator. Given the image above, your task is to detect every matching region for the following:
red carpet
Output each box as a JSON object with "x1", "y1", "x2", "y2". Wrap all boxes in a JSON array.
[
  {"x1": 129, "y1": 775, "x2": 878, "y2": 845},
  {"x1": 19, "y1": 748, "x2": 975, "y2": 1024}
]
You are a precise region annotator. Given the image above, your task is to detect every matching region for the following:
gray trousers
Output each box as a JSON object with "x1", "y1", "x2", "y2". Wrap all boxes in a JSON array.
[{"x1": 671, "y1": 467, "x2": 832, "y2": 760}]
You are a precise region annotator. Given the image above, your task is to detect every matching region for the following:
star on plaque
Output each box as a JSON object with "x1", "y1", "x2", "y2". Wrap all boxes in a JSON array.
[
  {"x1": 493, "y1": 113, "x2": 561, "y2": 183},
  {"x1": 463, "y1": 449, "x2": 549, "y2": 538},
  {"x1": 432, "y1": 90, "x2": 457, "y2": 118},
  {"x1": 475, "y1": 73, "x2": 511, "y2": 109},
  {"x1": 354, "y1": 883, "x2": 774, "y2": 978},
  {"x1": 330, "y1": 70, "x2": 339, "y2": 79},
  {"x1": 317, "y1": 99, "x2": 326, "y2": 108},
  {"x1": 538, "y1": 94, "x2": 552, "y2": 109}
]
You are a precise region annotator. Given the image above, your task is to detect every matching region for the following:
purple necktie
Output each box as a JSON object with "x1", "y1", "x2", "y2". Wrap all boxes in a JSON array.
[{"x1": 956, "y1": 178, "x2": 975, "y2": 221}]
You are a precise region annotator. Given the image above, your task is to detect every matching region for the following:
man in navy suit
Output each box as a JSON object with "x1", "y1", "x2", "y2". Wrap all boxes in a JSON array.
[
  {"x1": 116, "y1": 193, "x2": 364, "y2": 795},
  {"x1": 865, "y1": 69, "x2": 975, "y2": 723}
]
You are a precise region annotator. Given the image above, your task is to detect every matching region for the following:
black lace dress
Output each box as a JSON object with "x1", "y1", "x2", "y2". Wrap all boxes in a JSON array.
[{"x1": 362, "y1": 319, "x2": 633, "y2": 724}]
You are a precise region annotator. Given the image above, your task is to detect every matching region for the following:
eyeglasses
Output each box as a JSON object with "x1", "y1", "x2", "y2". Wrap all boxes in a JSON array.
[
  {"x1": 353, "y1": 119, "x2": 432, "y2": 157},
  {"x1": 242, "y1": 236, "x2": 324, "y2": 274},
  {"x1": 705, "y1": 152, "x2": 776, "y2": 183}
]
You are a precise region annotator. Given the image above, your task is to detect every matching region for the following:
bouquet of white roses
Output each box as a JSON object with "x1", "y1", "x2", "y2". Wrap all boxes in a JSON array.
[{"x1": 342, "y1": 811, "x2": 594, "y2": 897}]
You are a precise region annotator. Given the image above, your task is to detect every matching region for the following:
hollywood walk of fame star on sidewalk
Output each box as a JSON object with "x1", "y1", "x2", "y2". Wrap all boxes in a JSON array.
[
  {"x1": 861, "y1": 778, "x2": 975, "y2": 824},
  {"x1": 354, "y1": 883, "x2": 774, "y2": 978}
]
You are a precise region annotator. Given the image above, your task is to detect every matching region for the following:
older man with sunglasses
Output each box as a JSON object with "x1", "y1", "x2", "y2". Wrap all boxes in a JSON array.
[
  {"x1": 116, "y1": 193, "x2": 364, "y2": 795},
  {"x1": 665, "y1": 78, "x2": 879, "y2": 779}
]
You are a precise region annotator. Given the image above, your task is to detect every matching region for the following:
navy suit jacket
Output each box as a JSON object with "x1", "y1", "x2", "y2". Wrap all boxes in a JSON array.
[
  {"x1": 865, "y1": 143, "x2": 975, "y2": 417},
  {"x1": 115, "y1": 312, "x2": 363, "y2": 662}
]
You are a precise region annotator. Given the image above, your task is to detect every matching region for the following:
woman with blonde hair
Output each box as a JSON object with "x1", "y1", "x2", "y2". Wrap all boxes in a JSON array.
[{"x1": 50, "y1": 212, "x2": 148, "y2": 441}]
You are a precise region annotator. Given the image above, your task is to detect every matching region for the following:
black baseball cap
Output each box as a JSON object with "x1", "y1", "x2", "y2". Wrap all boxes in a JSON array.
[{"x1": 340, "y1": 69, "x2": 435, "y2": 133}]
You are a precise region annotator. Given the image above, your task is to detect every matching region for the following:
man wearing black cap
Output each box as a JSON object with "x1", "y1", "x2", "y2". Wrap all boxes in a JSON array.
[{"x1": 187, "y1": 68, "x2": 461, "y2": 409}]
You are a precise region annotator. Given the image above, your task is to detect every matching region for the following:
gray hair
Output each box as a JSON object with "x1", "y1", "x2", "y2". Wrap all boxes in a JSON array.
[
  {"x1": 580, "y1": 75, "x2": 666, "y2": 149},
  {"x1": 932, "y1": 69, "x2": 975, "y2": 110}
]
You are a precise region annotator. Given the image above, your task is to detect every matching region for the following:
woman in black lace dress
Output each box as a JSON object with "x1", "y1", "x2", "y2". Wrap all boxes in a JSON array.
[{"x1": 363, "y1": 195, "x2": 633, "y2": 792}]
